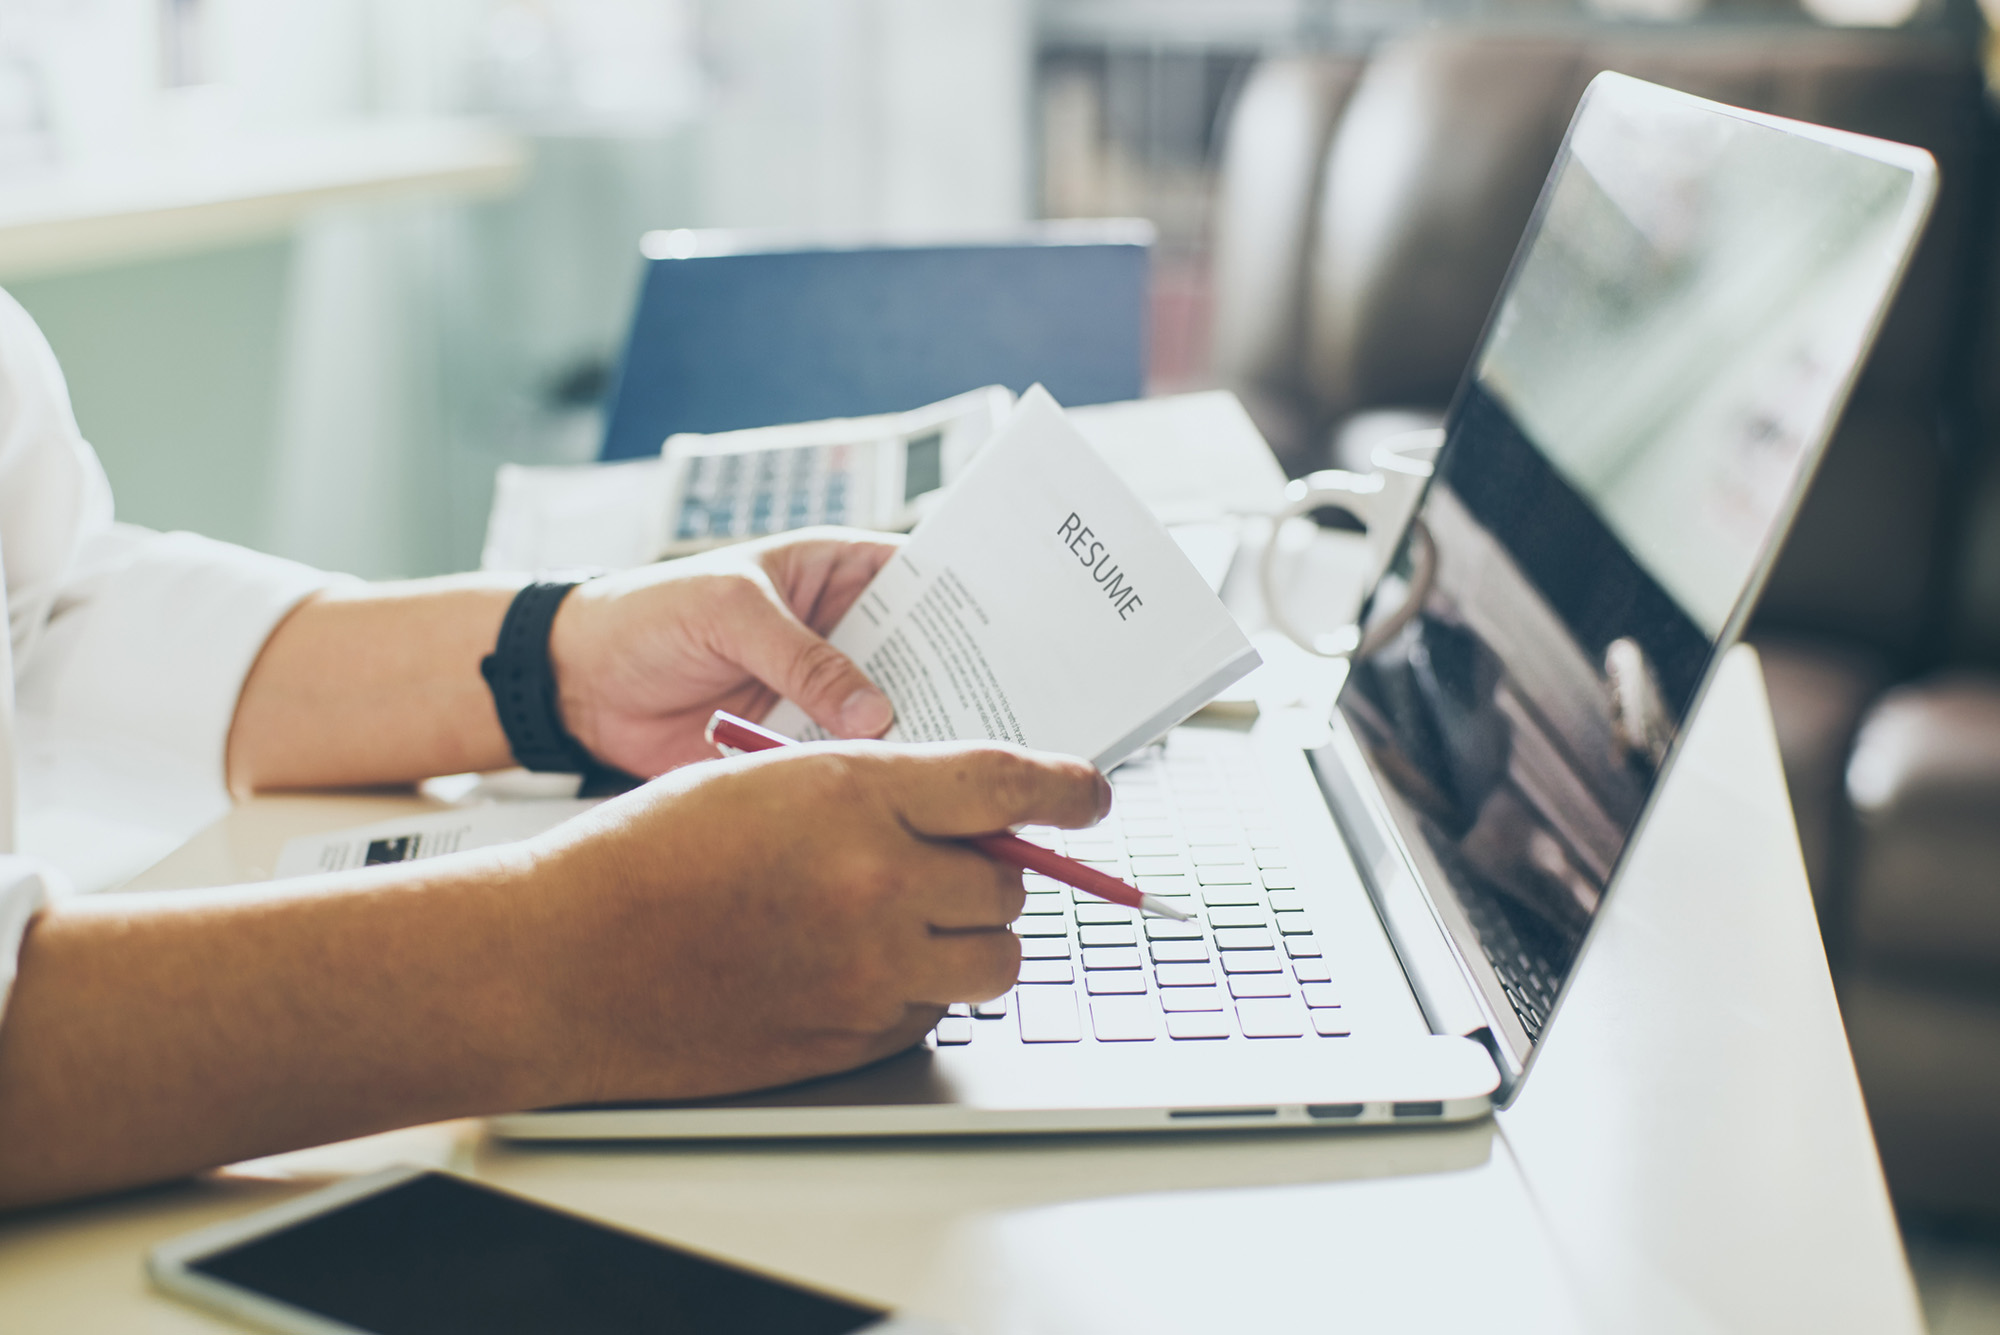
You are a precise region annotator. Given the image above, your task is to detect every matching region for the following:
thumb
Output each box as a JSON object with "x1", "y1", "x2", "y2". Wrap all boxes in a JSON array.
[{"x1": 731, "y1": 592, "x2": 894, "y2": 738}]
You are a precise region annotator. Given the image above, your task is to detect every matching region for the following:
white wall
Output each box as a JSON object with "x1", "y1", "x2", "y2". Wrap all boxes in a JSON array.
[{"x1": 6, "y1": 0, "x2": 1032, "y2": 578}]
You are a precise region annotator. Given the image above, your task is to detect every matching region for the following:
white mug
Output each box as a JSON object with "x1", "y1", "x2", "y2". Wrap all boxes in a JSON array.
[{"x1": 1259, "y1": 428, "x2": 1442, "y2": 659}]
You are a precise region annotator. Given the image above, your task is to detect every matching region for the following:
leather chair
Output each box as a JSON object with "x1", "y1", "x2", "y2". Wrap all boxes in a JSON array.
[{"x1": 1209, "y1": 29, "x2": 2000, "y2": 1214}]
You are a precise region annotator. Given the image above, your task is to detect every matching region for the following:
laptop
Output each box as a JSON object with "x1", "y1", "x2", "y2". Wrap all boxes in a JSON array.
[{"x1": 492, "y1": 72, "x2": 1937, "y2": 1140}]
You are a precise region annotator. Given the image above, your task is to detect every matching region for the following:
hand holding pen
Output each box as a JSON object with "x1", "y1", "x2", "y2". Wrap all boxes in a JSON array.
[{"x1": 706, "y1": 711, "x2": 1191, "y2": 921}]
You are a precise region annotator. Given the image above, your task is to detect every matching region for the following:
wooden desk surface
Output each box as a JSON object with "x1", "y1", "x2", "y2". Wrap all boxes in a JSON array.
[{"x1": 0, "y1": 648, "x2": 1920, "y2": 1333}]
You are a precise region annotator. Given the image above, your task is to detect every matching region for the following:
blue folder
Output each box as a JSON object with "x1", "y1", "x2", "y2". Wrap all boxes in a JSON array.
[{"x1": 599, "y1": 231, "x2": 1151, "y2": 462}]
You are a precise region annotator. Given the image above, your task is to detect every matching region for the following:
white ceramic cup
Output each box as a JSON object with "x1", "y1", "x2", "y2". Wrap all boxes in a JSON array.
[{"x1": 1259, "y1": 428, "x2": 1442, "y2": 659}]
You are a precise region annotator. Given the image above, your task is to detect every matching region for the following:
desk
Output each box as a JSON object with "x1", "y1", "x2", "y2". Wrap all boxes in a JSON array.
[{"x1": 0, "y1": 645, "x2": 1920, "y2": 1333}]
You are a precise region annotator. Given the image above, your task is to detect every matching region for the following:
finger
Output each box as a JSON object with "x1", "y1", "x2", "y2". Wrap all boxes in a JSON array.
[
  {"x1": 878, "y1": 745, "x2": 1110, "y2": 837},
  {"x1": 724, "y1": 582, "x2": 894, "y2": 738},
  {"x1": 907, "y1": 930, "x2": 1024, "y2": 1005},
  {"x1": 895, "y1": 840, "x2": 1027, "y2": 929},
  {"x1": 758, "y1": 530, "x2": 902, "y2": 633}
]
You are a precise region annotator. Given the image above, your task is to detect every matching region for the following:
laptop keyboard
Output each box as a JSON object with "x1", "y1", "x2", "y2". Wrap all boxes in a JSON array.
[
  {"x1": 1455, "y1": 889, "x2": 1561, "y2": 1042},
  {"x1": 928, "y1": 728, "x2": 1352, "y2": 1049}
]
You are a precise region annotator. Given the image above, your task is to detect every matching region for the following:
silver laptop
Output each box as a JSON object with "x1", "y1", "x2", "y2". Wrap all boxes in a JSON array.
[{"x1": 493, "y1": 72, "x2": 1936, "y2": 1141}]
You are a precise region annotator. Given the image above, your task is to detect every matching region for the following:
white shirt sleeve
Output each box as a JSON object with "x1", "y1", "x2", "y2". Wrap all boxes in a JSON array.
[
  {"x1": 15, "y1": 522, "x2": 342, "y2": 784},
  {"x1": 0, "y1": 288, "x2": 345, "y2": 1026}
]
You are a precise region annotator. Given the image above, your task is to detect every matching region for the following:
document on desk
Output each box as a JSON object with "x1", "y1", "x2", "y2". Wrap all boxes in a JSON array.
[
  {"x1": 763, "y1": 386, "x2": 1260, "y2": 770},
  {"x1": 272, "y1": 801, "x2": 597, "y2": 880}
]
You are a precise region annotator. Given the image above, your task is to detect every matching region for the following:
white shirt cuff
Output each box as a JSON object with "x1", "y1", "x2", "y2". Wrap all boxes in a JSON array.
[
  {"x1": 0, "y1": 855, "x2": 56, "y2": 1026},
  {"x1": 14, "y1": 524, "x2": 347, "y2": 795}
]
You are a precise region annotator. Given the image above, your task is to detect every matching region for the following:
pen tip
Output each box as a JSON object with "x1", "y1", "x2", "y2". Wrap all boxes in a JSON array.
[{"x1": 1141, "y1": 894, "x2": 1193, "y2": 922}]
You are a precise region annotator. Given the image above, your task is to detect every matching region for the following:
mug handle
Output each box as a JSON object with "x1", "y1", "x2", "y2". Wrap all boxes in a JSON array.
[{"x1": 1259, "y1": 469, "x2": 1437, "y2": 660}]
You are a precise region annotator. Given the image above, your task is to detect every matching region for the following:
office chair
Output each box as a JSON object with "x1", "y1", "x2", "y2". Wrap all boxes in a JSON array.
[{"x1": 598, "y1": 221, "x2": 1154, "y2": 462}]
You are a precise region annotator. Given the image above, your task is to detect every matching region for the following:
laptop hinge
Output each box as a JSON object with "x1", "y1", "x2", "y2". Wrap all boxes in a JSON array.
[{"x1": 1309, "y1": 726, "x2": 1523, "y2": 1090}]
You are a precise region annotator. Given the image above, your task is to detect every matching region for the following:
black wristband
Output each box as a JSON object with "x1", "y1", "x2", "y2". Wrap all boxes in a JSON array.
[{"x1": 479, "y1": 579, "x2": 601, "y2": 774}]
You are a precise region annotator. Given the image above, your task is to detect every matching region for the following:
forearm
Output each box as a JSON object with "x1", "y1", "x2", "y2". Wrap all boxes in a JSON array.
[
  {"x1": 227, "y1": 574, "x2": 527, "y2": 791},
  {"x1": 0, "y1": 850, "x2": 570, "y2": 1209}
]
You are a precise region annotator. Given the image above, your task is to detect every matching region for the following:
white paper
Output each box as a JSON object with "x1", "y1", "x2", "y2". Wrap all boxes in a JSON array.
[
  {"x1": 273, "y1": 800, "x2": 598, "y2": 880},
  {"x1": 765, "y1": 386, "x2": 1260, "y2": 770}
]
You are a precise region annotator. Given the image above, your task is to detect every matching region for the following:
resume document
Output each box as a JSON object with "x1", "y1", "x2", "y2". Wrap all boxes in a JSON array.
[{"x1": 765, "y1": 386, "x2": 1259, "y2": 769}]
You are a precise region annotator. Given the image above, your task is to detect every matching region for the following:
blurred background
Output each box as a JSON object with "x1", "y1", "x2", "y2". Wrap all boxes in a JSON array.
[{"x1": 3, "y1": 1, "x2": 1998, "y2": 1326}]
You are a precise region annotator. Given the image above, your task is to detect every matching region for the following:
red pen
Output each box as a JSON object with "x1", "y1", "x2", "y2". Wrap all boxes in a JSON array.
[{"x1": 704, "y1": 710, "x2": 1192, "y2": 921}]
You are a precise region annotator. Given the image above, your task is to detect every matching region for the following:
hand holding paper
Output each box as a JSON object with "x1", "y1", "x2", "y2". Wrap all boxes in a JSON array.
[{"x1": 765, "y1": 386, "x2": 1260, "y2": 769}]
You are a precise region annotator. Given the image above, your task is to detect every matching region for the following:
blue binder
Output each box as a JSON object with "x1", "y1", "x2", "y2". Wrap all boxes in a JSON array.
[{"x1": 599, "y1": 231, "x2": 1151, "y2": 462}]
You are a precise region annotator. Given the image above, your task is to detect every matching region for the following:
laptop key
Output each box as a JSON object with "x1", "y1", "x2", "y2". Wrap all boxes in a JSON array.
[
  {"x1": 1079, "y1": 924, "x2": 1137, "y2": 948},
  {"x1": 1300, "y1": 982, "x2": 1341, "y2": 1008},
  {"x1": 1020, "y1": 937, "x2": 1072, "y2": 959},
  {"x1": 1130, "y1": 855, "x2": 1189, "y2": 876},
  {"x1": 1157, "y1": 985, "x2": 1226, "y2": 1011},
  {"x1": 1081, "y1": 946, "x2": 1143, "y2": 970},
  {"x1": 972, "y1": 996, "x2": 1009, "y2": 1018},
  {"x1": 947, "y1": 1003, "x2": 971, "y2": 1017},
  {"x1": 1292, "y1": 958, "x2": 1333, "y2": 984},
  {"x1": 1017, "y1": 961, "x2": 1075, "y2": 985},
  {"x1": 1274, "y1": 911, "x2": 1313, "y2": 934},
  {"x1": 1075, "y1": 903, "x2": 1134, "y2": 925},
  {"x1": 1260, "y1": 869, "x2": 1298, "y2": 890},
  {"x1": 1091, "y1": 996, "x2": 1158, "y2": 1041},
  {"x1": 1206, "y1": 906, "x2": 1268, "y2": 930},
  {"x1": 1166, "y1": 1012, "x2": 1233, "y2": 1040},
  {"x1": 1219, "y1": 949, "x2": 1283, "y2": 974},
  {"x1": 1201, "y1": 885, "x2": 1262, "y2": 908},
  {"x1": 1149, "y1": 940, "x2": 1209, "y2": 964},
  {"x1": 1228, "y1": 975, "x2": 1293, "y2": 1000},
  {"x1": 1087, "y1": 971, "x2": 1148, "y2": 995},
  {"x1": 1195, "y1": 864, "x2": 1257, "y2": 885},
  {"x1": 1017, "y1": 988, "x2": 1083, "y2": 1042},
  {"x1": 1145, "y1": 918, "x2": 1204, "y2": 941},
  {"x1": 1266, "y1": 890, "x2": 1305, "y2": 913},
  {"x1": 1014, "y1": 917, "x2": 1070, "y2": 937},
  {"x1": 1125, "y1": 837, "x2": 1180, "y2": 856},
  {"x1": 1154, "y1": 962, "x2": 1217, "y2": 987},
  {"x1": 1188, "y1": 844, "x2": 1251, "y2": 864},
  {"x1": 1213, "y1": 926, "x2": 1275, "y2": 951},
  {"x1": 934, "y1": 1017, "x2": 974, "y2": 1046},
  {"x1": 1255, "y1": 849, "x2": 1289, "y2": 868},
  {"x1": 1236, "y1": 997, "x2": 1309, "y2": 1038},
  {"x1": 1312, "y1": 1008, "x2": 1353, "y2": 1037},
  {"x1": 1285, "y1": 934, "x2": 1323, "y2": 959}
]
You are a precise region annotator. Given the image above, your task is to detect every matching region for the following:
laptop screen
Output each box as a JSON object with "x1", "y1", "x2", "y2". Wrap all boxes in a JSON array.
[{"x1": 1333, "y1": 74, "x2": 1934, "y2": 1068}]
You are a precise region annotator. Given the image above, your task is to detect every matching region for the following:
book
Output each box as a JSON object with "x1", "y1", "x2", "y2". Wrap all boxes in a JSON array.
[{"x1": 765, "y1": 386, "x2": 1260, "y2": 770}]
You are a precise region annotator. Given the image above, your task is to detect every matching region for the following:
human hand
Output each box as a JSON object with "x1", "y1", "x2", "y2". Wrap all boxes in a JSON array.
[
  {"x1": 548, "y1": 528, "x2": 899, "y2": 777},
  {"x1": 524, "y1": 740, "x2": 1110, "y2": 1102}
]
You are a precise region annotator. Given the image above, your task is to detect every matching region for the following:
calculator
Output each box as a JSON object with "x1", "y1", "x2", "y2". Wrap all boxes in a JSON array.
[{"x1": 659, "y1": 385, "x2": 1013, "y2": 556}]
